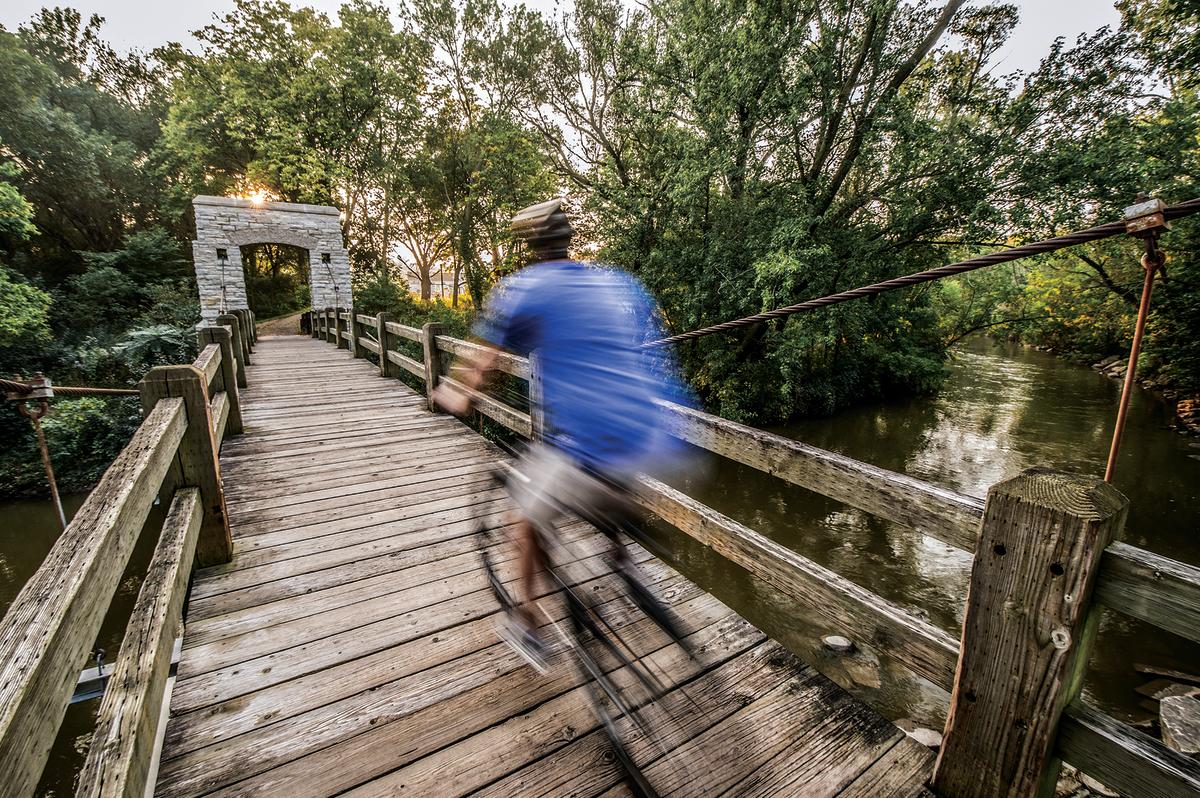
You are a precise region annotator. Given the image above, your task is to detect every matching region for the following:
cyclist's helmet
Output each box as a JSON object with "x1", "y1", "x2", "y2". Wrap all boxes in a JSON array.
[{"x1": 512, "y1": 199, "x2": 574, "y2": 261}]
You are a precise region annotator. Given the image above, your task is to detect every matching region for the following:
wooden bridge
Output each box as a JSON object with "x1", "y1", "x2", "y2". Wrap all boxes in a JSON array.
[{"x1": 1, "y1": 308, "x2": 1198, "y2": 798}]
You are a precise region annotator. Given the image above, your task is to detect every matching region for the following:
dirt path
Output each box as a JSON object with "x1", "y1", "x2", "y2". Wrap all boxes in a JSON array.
[{"x1": 255, "y1": 312, "x2": 304, "y2": 337}]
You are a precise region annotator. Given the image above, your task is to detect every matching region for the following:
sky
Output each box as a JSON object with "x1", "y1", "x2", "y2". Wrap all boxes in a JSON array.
[{"x1": 0, "y1": 0, "x2": 1123, "y2": 77}]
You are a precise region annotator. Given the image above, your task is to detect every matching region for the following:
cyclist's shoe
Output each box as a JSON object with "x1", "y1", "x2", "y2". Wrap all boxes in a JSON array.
[
  {"x1": 496, "y1": 614, "x2": 549, "y2": 674},
  {"x1": 614, "y1": 557, "x2": 692, "y2": 654}
]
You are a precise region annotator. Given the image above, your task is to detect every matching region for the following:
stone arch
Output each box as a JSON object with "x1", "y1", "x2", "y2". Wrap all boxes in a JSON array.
[
  {"x1": 228, "y1": 227, "x2": 321, "y2": 252},
  {"x1": 191, "y1": 196, "x2": 352, "y2": 323}
]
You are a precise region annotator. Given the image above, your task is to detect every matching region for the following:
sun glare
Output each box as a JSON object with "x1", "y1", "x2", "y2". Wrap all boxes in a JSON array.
[{"x1": 246, "y1": 188, "x2": 269, "y2": 206}]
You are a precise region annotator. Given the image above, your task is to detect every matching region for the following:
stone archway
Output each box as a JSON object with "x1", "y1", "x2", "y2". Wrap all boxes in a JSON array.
[{"x1": 191, "y1": 196, "x2": 352, "y2": 323}]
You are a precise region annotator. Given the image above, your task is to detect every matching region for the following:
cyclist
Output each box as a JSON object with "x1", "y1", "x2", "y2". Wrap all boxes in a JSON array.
[{"x1": 432, "y1": 198, "x2": 693, "y2": 669}]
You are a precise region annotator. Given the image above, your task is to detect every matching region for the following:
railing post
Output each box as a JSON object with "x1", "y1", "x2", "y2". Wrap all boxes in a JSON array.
[
  {"x1": 198, "y1": 325, "x2": 243, "y2": 436},
  {"x1": 216, "y1": 313, "x2": 247, "y2": 389},
  {"x1": 248, "y1": 308, "x2": 257, "y2": 343},
  {"x1": 348, "y1": 307, "x2": 362, "y2": 358},
  {"x1": 933, "y1": 467, "x2": 1129, "y2": 798},
  {"x1": 377, "y1": 312, "x2": 397, "y2": 378},
  {"x1": 336, "y1": 307, "x2": 350, "y2": 350},
  {"x1": 231, "y1": 309, "x2": 252, "y2": 361},
  {"x1": 323, "y1": 306, "x2": 334, "y2": 345},
  {"x1": 320, "y1": 307, "x2": 331, "y2": 344},
  {"x1": 137, "y1": 366, "x2": 233, "y2": 567},
  {"x1": 421, "y1": 322, "x2": 445, "y2": 412}
]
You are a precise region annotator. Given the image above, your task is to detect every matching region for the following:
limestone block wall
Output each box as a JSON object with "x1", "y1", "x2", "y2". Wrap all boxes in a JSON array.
[{"x1": 191, "y1": 196, "x2": 353, "y2": 323}]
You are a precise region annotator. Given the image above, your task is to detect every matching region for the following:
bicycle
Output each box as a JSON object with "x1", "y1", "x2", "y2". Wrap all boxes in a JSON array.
[{"x1": 476, "y1": 455, "x2": 705, "y2": 797}]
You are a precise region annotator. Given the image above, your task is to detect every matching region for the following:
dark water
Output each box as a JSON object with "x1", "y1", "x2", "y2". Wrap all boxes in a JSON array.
[
  {"x1": 0, "y1": 494, "x2": 165, "y2": 795},
  {"x1": 652, "y1": 337, "x2": 1200, "y2": 728}
]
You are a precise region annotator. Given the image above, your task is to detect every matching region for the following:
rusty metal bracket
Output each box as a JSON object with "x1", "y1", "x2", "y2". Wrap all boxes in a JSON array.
[{"x1": 1124, "y1": 195, "x2": 1170, "y2": 239}]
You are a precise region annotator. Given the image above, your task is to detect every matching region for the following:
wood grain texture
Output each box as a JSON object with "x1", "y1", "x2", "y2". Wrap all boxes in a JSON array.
[
  {"x1": 421, "y1": 321, "x2": 445, "y2": 412},
  {"x1": 375, "y1": 313, "x2": 395, "y2": 378},
  {"x1": 193, "y1": 344, "x2": 221, "y2": 388},
  {"x1": 439, "y1": 375, "x2": 533, "y2": 437},
  {"x1": 140, "y1": 365, "x2": 233, "y2": 567},
  {"x1": 215, "y1": 314, "x2": 247, "y2": 388},
  {"x1": 1057, "y1": 701, "x2": 1200, "y2": 798},
  {"x1": 933, "y1": 468, "x2": 1129, "y2": 798},
  {"x1": 385, "y1": 349, "x2": 425, "y2": 379},
  {"x1": 634, "y1": 475, "x2": 959, "y2": 691},
  {"x1": 382, "y1": 320, "x2": 421, "y2": 342},
  {"x1": 0, "y1": 398, "x2": 185, "y2": 797},
  {"x1": 77, "y1": 488, "x2": 202, "y2": 798},
  {"x1": 434, "y1": 335, "x2": 531, "y2": 379},
  {"x1": 1097, "y1": 541, "x2": 1200, "y2": 644},
  {"x1": 658, "y1": 400, "x2": 983, "y2": 551},
  {"x1": 151, "y1": 335, "x2": 927, "y2": 798},
  {"x1": 197, "y1": 326, "x2": 242, "y2": 437}
]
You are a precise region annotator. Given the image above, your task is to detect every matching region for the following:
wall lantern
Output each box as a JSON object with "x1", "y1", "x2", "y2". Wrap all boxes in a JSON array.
[
  {"x1": 321, "y1": 253, "x2": 331, "y2": 264},
  {"x1": 216, "y1": 249, "x2": 229, "y2": 313}
]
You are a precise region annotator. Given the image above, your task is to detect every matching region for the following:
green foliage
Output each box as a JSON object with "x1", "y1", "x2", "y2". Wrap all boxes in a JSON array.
[
  {"x1": 0, "y1": 264, "x2": 52, "y2": 353},
  {"x1": 6, "y1": 0, "x2": 1200, "y2": 496},
  {"x1": 0, "y1": 397, "x2": 142, "y2": 495}
]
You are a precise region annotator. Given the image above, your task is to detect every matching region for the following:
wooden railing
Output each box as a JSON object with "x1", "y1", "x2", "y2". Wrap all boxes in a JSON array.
[
  {"x1": 0, "y1": 316, "x2": 250, "y2": 797},
  {"x1": 316, "y1": 304, "x2": 1200, "y2": 798}
]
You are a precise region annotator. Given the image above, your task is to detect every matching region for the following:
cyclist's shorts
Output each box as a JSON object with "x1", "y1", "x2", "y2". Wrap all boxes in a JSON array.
[{"x1": 507, "y1": 443, "x2": 636, "y2": 538}]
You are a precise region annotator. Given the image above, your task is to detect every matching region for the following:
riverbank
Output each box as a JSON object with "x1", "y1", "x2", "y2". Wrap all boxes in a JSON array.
[{"x1": 1091, "y1": 354, "x2": 1200, "y2": 435}]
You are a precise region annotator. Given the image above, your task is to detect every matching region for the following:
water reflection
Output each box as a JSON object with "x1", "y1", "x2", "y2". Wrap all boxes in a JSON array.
[{"x1": 656, "y1": 337, "x2": 1200, "y2": 727}]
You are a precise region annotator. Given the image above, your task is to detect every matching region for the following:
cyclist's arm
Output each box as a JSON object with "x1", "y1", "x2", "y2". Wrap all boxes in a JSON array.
[{"x1": 431, "y1": 347, "x2": 499, "y2": 415}]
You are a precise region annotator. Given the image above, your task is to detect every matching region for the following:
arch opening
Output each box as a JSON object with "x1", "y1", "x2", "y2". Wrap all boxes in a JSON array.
[{"x1": 240, "y1": 242, "x2": 312, "y2": 319}]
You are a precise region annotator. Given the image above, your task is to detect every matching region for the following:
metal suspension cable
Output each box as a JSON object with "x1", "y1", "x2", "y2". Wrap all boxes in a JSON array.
[
  {"x1": 650, "y1": 196, "x2": 1200, "y2": 347},
  {"x1": 1, "y1": 378, "x2": 138, "y2": 398}
]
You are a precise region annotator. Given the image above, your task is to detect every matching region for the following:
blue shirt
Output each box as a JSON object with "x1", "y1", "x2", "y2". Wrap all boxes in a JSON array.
[{"x1": 474, "y1": 260, "x2": 692, "y2": 473}]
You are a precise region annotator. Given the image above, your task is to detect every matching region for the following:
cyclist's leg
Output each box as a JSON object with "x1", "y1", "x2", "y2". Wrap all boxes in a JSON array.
[{"x1": 515, "y1": 516, "x2": 545, "y2": 628}]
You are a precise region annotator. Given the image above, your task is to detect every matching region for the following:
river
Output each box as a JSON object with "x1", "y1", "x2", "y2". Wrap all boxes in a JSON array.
[{"x1": 3, "y1": 337, "x2": 1199, "y2": 789}]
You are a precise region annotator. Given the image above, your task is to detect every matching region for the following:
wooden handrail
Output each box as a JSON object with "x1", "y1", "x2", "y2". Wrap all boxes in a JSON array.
[
  {"x1": 0, "y1": 398, "x2": 186, "y2": 794},
  {"x1": 193, "y1": 343, "x2": 222, "y2": 388},
  {"x1": 1097, "y1": 541, "x2": 1200, "y2": 645},
  {"x1": 77, "y1": 487, "x2": 202, "y2": 798},
  {"x1": 327, "y1": 323, "x2": 1200, "y2": 798},
  {"x1": 383, "y1": 320, "x2": 422, "y2": 342}
]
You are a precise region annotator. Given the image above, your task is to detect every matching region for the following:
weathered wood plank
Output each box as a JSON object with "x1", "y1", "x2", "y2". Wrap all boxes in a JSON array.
[
  {"x1": 440, "y1": 374, "x2": 533, "y2": 437},
  {"x1": 838, "y1": 736, "x2": 936, "y2": 798},
  {"x1": 210, "y1": 391, "x2": 230, "y2": 444},
  {"x1": 197, "y1": 326, "x2": 242, "y2": 437},
  {"x1": 659, "y1": 401, "x2": 983, "y2": 551},
  {"x1": 434, "y1": 335, "x2": 531, "y2": 379},
  {"x1": 193, "y1": 344, "x2": 221, "y2": 388},
  {"x1": 171, "y1": 544, "x2": 660, "y2": 716},
  {"x1": 357, "y1": 336, "x2": 380, "y2": 354},
  {"x1": 421, "y1": 322, "x2": 445, "y2": 411},
  {"x1": 216, "y1": 314, "x2": 248, "y2": 388},
  {"x1": 470, "y1": 642, "x2": 825, "y2": 798},
  {"x1": 385, "y1": 349, "x2": 425, "y2": 378},
  {"x1": 0, "y1": 398, "x2": 185, "y2": 796},
  {"x1": 188, "y1": 507, "x2": 517, "y2": 619},
  {"x1": 933, "y1": 469, "x2": 1129, "y2": 798},
  {"x1": 204, "y1": 609, "x2": 761, "y2": 798},
  {"x1": 140, "y1": 365, "x2": 233, "y2": 567},
  {"x1": 76, "y1": 488, "x2": 202, "y2": 798},
  {"x1": 1057, "y1": 702, "x2": 1200, "y2": 798},
  {"x1": 383, "y1": 320, "x2": 421, "y2": 342},
  {"x1": 1097, "y1": 541, "x2": 1200, "y2": 644},
  {"x1": 634, "y1": 475, "x2": 960, "y2": 691},
  {"x1": 159, "y1": 565, "x2": 702, "y2": 794}
]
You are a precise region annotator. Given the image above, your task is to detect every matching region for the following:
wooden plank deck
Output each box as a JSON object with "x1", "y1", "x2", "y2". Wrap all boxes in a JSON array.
[{"x1": 155, "y1": 334, "x2": 935, "y2": 797}]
